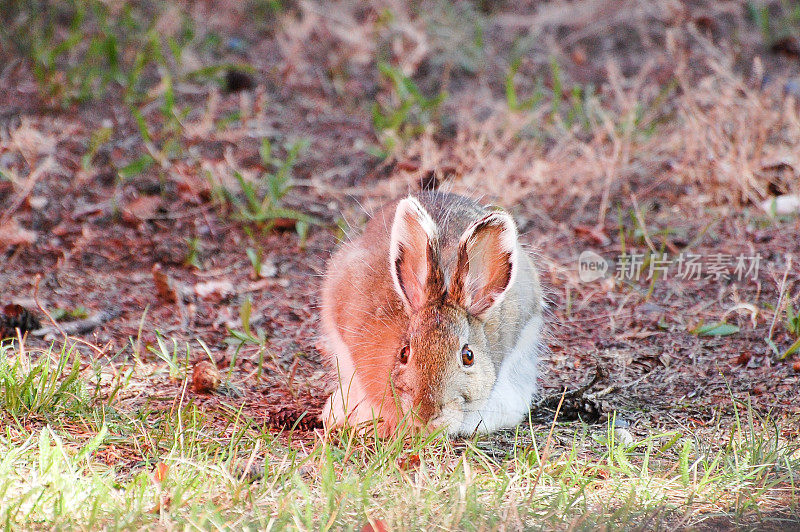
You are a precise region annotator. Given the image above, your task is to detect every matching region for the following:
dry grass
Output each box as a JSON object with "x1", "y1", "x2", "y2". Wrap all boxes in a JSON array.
[
  {"x1": 1, "y1": 338, "x2": 798, "y2": 529},
  {"x1": 386, "y1": 32, "x2": 800, "y2": 216}
]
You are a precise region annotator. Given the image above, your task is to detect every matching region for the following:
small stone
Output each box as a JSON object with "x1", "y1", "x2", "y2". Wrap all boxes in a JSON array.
[
  {"x1": 784, "y1": 78, "x2": 800, "y2": 98},
  {"x1": 258, "y1": 259, "x2": 278, "y2": 278},
  {"x1": 760, "y1": 194, "x2": 800, "y2": 215},
  {"x1": 192, "y1": 360, "x2": 221, "y2": 394},
  {"x1": 226, "y1": 37, "x2": 247, "y2": 53},
  {"x1": 614, "y1": 427, "x2": 634, "y2": 446},
  {"x1": 28, "y1": 196, "x2": 48, "y2": 210},
  {"x1": 612, "y1": 415, "x2": 630, "y2": 428}
]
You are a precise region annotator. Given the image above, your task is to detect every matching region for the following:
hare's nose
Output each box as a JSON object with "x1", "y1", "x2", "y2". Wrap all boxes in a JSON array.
[{"x1": 415, "y1": 392, "x2": 439, "y2": 422}]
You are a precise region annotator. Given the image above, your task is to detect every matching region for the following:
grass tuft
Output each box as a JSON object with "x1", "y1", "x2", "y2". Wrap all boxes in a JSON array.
[{"x1": 1, "y1": 340, "x2": 798, "y2": 529}]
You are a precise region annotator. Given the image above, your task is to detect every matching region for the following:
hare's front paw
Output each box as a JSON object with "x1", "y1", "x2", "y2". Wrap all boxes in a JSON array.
[{"x1": 320, "y1": 382, "x2": 380, "y2": 429}]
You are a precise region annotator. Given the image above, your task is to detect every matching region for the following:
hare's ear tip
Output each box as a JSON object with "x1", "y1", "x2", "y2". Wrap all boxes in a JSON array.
[
  {"x1": 398, "y1": 195, "x2": 422, "y2": 207},
  {"x1": 394, "y1": 196, "x2": 437, "y2": 240},
  {"x1": 485, "y1": 211, "x2": 518, "y2": 247},
  {"x1": 487, "y1": 209, "x2": 516, "y2": 227},
  {"x1": 497, "y1": 213, "x2": 519, "y2": 252},
  {"x1": 462, "y1": 211, "x2": 518, "y2": 252},
  {"x1": 396, "y1": 195, "x2": 425, "y2": 214}
]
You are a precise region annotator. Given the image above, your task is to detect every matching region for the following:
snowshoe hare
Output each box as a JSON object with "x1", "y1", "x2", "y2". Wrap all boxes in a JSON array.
[{"x1": 320, "y1": 192, "x2": 544, "y2": 435}]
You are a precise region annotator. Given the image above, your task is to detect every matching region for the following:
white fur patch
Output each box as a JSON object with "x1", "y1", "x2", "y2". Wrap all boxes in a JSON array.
[
  {"x1": 456, "y1": 312, "x2": 542, "y2": 434},
  {"x1": 388, "y1": 196, "x2": 438, "y2": 308}
]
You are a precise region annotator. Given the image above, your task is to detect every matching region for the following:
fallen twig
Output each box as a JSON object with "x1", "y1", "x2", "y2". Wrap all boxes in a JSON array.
[
  {"x1": 531, "y1": 364, "x2": 605, "y2": 412},
  {"x1": 32, "y1": 309, "x2": 121, "y2": 339},
  {"x1": 32, "y1": 274, "x2": 67, "y2": 339},
  {"x1": 528, "y1": 364, "x2": 614, "y2": 424}
]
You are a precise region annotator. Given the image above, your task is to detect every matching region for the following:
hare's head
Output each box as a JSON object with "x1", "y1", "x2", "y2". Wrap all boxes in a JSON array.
[{"x1": 386, "y1": 197, "x2": 519, "y2": 433}]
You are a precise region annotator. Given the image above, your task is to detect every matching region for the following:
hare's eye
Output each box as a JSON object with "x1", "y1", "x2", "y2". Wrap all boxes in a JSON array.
[
  {"x1": 399, "y1": 345, "x2": 410, "y2": 364},
  {"x1": 461, "y1": 344, "x2": 474, "y2": 367}
]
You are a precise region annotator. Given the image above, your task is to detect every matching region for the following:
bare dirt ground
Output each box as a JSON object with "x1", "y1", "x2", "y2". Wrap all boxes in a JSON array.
[{"x1": 2, "y1": 0, "x2": 799, "y2": 456}]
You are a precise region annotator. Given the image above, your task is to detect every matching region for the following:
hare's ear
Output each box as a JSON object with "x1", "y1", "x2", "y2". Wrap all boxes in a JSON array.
[
  {"x1": 389, "y1": 197, "x2": 444, "y2": 312},
  {"x1": 451, "y1": 211, "x2": 518, "y2": 317}
]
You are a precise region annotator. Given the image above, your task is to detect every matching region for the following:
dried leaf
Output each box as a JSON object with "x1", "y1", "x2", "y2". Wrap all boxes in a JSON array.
[
  {"x1": 152, "y1": 264, "x2": 178, "y2": 303},
  {"x1": 123, "y1": 195, "x2": 162, "y2": 222},
  {"x1": 575, "y1": 225, "x2": 611, "y2": 245},
  {"x1": 154, "y1": 462, "x2": 169, "y2": 483},
  {"x1": 691, "y1": 322, "x2": 739, "y2": 337},
  {"x1": 194, "y1": 280, "x2": 234, "y2": 300},
  {"x1": 0, "y1": 219, "x2": 36, "y2": 248},
  {"x1": 361, "y1": 519, "x2": 389, "y2": 532},
  {"x1": 397, "y1": 453, "x2": 420, "y2": 471}
]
